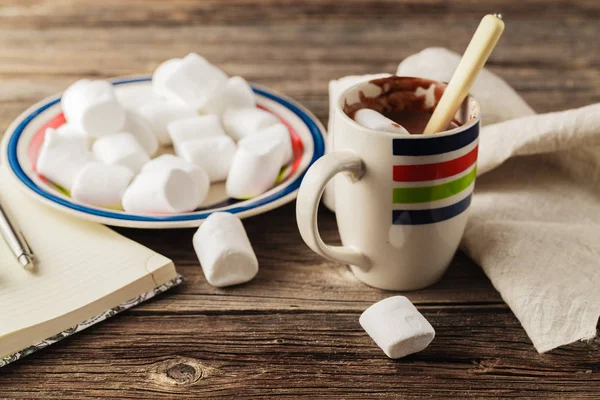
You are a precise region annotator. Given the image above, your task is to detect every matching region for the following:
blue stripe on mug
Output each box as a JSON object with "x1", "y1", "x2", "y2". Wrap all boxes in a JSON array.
[
  {"x1": 392, "y1": 123, "x2": 479, "y2": 156},
  {"x1": 392, "y1": 194, "x2": 472, "y2": 225}
]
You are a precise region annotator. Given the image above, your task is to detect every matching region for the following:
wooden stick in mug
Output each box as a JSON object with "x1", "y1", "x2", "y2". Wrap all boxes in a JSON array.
[{"x1": 423, "y1": 14, "x2": 505, "y2": 134}]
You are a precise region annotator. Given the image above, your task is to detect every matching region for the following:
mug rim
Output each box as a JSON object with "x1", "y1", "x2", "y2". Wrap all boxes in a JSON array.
[{"x1": 336, "y1": 76, "x2": 481, "y2": 139}]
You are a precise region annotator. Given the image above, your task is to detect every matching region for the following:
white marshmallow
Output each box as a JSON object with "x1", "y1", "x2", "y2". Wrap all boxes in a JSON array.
[
  {"x1": 193, "y1": 212, "x2": 258, "y2": 287},
  {"x1": 61, "y1": 79, "x2": 126, "y2": 138},
  {"x1": 152, "y1": 58, "x2": 183, "y2": 101},
  {"x1": 71, "y1": 162, "x2": 134, "y2": 209},
  {"x1": 138, "y1": 101, "x2": 197, "y2": 145},
  {"x1": 201, "y1": 76, "x2": 256, "y2": 116},
  {"x1": 354, "y1": 109, "x2": 410, "y2": 134},
  {"x1": 359, "y1": 296, "x2": 435, "y2": 359},
  {"x1": 92, "y1": 132, "x2": 150, "y2": 174},
  {"x1": 122, "y1": 168, "x2": 199, "y2": 214},
  {"x1": 226, "y1": 135, "x2": 284, "y2": 199},
  {"x1": 115, "y1": 83, "x2": 163, "y2": 110},
  {"x1": 222, "y1": 107, "x2": 280, "y2": 141},
  {"x1": 177, "y1": 136, "x2": 236, "y2": 182},
  {"x1": 254, "y1": 123, "x2": 293, "y2": 165},
  {"x1": 142, "y1": 154, "x2": 210, "y2": 207},
  {"x1": 153, "y1": 53, "x2": 228, "y2": 109},
  {"x1": 167, "y1": 115, "x2": 226, "y2": 153},
  {"x1": 36, "y1": 127, "x2": 91, "y2": 191},
  {"x1": 122, "y1": 110, "x2": 159, "y2": 156},
  {"x1": 55, "y1": 123, "x2": 88, "y2": 143}
]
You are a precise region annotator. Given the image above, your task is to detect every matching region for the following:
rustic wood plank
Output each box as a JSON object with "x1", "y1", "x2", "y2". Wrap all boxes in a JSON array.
[
  {"x1": 0, "y1": 0, "x2": 598, "y2": 27},
  {"x1": 0, "y1": 0, "x2": 598, "y2": 398},
  {"x1": 1, "y1": 310, "x2": 598, "y2": 399}
]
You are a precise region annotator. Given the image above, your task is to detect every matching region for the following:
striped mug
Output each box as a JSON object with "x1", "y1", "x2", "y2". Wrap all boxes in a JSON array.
[{"x1": 296, "y1": 77, "x2": 481, "y2": 290}]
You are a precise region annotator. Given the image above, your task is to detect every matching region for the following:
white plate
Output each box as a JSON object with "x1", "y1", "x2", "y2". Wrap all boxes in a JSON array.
[{"x1": 1, "y1": 76, "x2": 326, "y2": 228}]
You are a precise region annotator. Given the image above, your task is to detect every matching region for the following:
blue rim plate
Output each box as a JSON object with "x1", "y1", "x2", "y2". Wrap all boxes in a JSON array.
[{"x1": 1, "y1": 76, "x2": 326, "y2": 229}]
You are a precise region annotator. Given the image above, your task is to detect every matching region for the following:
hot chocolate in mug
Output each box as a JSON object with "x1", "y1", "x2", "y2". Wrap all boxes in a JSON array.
[{"x1": 296, "y1": 76, "x2": 481, "y2": 290}]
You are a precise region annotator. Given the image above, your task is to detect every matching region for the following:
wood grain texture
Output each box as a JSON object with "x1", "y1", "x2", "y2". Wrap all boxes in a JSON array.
[{"x1": 0, "y1": 0, "x2": 598, "y2": 398}]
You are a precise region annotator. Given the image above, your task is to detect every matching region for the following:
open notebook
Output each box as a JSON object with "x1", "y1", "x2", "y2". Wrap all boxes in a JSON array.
[{"x1": 0, "y1": 167, "x2": 181, "y2": 367}]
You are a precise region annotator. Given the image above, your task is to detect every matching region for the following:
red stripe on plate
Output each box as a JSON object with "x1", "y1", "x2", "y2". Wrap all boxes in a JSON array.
[
  {"x1": 258, "y1": 104, "x2": 304, "y2": 175},
  {"x1": 393, "y1": 145, "x2": 478, "y2": 182},
  {"x1": 29, "y1": 113, "x2": 66, "y2": 173}
]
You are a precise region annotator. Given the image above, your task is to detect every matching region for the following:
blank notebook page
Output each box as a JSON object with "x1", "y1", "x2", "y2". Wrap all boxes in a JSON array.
[{"x1": 0, "y1": 166, "x2": 172, "y2": 338}]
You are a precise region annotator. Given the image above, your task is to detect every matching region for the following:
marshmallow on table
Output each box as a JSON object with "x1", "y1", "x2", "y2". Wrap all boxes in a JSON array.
[
  {"x1": 359, "y1": 296, "x2": 435, "y2": 359},
  {"x1": 138, "y1": 101, "x2": 197, "y2": 145},
  {"x1": 153, "y1": 53, "x2": 228, "y2": 110},
  {"x1": 71, "y1": 162, "x2": 134, "y2": 209},
  {"x1": 92, "y1": 132, "x2": 150, "y2": 174},
  {"x1": 222, "y1": 107, "x2": 280, "y2": 141},
  {"x1": 255, "y1": 123, "x2": 293, "y2": 165},
  {"x1": 226, "y1": 134, "x2": 284, "y2": 199},
  {"x1": 142, "y1": 154, "x2": 210, "y2": 207},
  {"x1": 193, "y1": 212, "x2": 258, "y2": 287},
  {"x1": 354, "y1": 109, "x2": 410, "y2": 134},
  {"x1": 122, "y1": 110, "x2": 160, "y2": 156},
  {"x1": 177, "y1": 136, "x2": 237, "y2": 182},
  {"x1": 167, "y1": 115, "x2": 226, "y2": 153},
  {"x1": 61, "y1": 79, "x2": 126, "y2": 138},
  {"x1": 36, "y1": 127, "x2": 91, "y2": 191},
  {"x1": 201, "y1": 76, "x2": 256, "y2": 117},
  {"x1": 122, "y1": 168, "x2": 199, "y2": 214}
]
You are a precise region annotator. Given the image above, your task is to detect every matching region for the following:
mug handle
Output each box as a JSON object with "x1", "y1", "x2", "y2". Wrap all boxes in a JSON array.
[{"x1": 296, "y1": 150, "x2": 370, "y2": 271}]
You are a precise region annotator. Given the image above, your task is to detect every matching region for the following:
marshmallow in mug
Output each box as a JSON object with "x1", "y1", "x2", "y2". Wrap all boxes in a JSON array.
[
  {"x1": 71, "y1": 162, "x2": 134, "y2": 209},
  {"x1": 152, "y1": 53, "x2": 229, "y2": 110},
  {"x1": 167, "y1": 115, "x2": 226, "y2": 153},
  {"x1": 227, "y1": 135, "x2": 284, "y2": 199},
  {"x1": 193, "y1": 212, "x2": 258, "y2": 287},
  {"x1": 122, "y1": 110, "x2": 160, "y2": 156},
  {"x1": 353, "y1": 109, "x2": 410, "y2": 134},
  {"x1": 36, "y1": 127, "x2": 91, "y2": 191},
  {"x1": 256, "y1": 123, "x2": 293, "y2": 165},
  {"x1": 122, "y1": 168, "x2": 199, "y2": 214},
  {"x1": 360, "y1": 296, "x2": 435, "y2": 359},
  {"x1": 142, "y1": 154, "x2": 210, "y2": 207},
  {"x1": 201, "y1": 76, "x2": 256, "y2": 117},
  {"x1": 61, "y1": 79, "x2": 126, "y2": 138},
  {"x1": 222, "y1": 107, "x2": 280, "y2": 141},
  {"x1": 138, "y1": 101, "x2": 197, "y2": 145},
  {"x1": 177, "y1": 136, "x2": 237, "y2": 182},
  {"x1": 92, "y1": 132, "x2": 150, "y2": 174}
]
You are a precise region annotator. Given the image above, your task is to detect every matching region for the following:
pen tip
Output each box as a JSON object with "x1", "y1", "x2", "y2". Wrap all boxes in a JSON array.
[
  {"x1": 18, "y1": 254, "x2": 35, "y2": 269},
  {"x1": 493, "y1": 13, "x2": 503, "y2": 20}
]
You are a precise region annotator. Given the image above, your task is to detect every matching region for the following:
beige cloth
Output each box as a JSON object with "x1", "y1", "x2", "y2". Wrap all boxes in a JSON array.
[{"x1": 396, "y1": 48, "x2": 600, "y2": 353}]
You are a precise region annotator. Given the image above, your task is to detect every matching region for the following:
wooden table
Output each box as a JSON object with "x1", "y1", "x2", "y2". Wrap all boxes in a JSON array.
[{"x1": 1, "y1": 1, "x2": 598, "y2": 398}]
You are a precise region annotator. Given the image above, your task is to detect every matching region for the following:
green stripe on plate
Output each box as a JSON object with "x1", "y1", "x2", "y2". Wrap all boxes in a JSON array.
[{"x1": 392, "y1": 166, "x2": 477, "y2": 204}]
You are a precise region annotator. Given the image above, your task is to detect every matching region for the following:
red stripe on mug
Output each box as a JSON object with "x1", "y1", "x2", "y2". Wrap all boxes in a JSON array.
[{"x1": 393, "y1": 146, "x2": 478, "y2": 182}]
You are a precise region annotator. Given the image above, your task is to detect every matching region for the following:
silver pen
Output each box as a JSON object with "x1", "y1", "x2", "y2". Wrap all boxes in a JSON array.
[{"x1": 0, "y1": 199, "x2": 35, "y2": 269}]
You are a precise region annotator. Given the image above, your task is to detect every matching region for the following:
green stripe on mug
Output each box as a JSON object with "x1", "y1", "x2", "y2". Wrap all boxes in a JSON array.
[{"x1": 392, "y1": 166, "x2": 477, "y2": 204}]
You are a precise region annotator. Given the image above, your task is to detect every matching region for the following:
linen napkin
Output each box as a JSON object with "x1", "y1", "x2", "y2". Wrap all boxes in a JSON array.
[{"x1": 328, "y1": 48, "x2": 600, "y2": 352}]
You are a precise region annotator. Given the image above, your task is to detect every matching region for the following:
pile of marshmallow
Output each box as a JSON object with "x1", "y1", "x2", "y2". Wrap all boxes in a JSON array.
[{"x1": 36, "y1": 53, "x2": 293, "y2": 213}]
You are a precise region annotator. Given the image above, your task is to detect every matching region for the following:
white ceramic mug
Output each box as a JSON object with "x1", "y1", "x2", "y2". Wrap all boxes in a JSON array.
[{"x1": 296, "y1": 77, "x2": 481, "y2": 290}]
